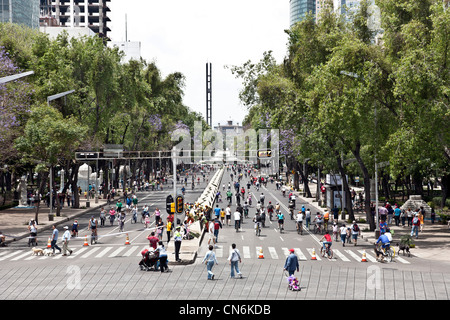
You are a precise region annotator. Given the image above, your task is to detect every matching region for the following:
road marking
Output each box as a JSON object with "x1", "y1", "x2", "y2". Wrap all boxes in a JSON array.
[
  {"x1": 216, "y1": 245, "x2": 223, "y2": 258},
  {"x1": 95, "y1": 246, "x2": 113, "y2": 258},
  {"x1": 345, "y1": 249, "x2": 362, "y2": 262},
  {"x1": 68, "y1": 247, "x2": 88, "y2": 259},
  {"x1": 243, "y1": 246, "x2": 251, "y2": 259},
  {"x1": 294, "y1": 248, "x2": 307, "y2": 261},
  {"x1": 0, "y1": 250, "x2": 23, "y2": 261},
  {"x1": 108, "y1": 247, "x2": 125, "y2": 258},
  {"x1": 80, "y1": 247, "x2": 101, "y2": 258},
  {"x1": 11, "y1": 251, "x2": 31, "y2": 261},
  {"x1": 268, "y1": 247, "x2": 278, "y2": 259},
  {"x1": 334, "y1": 249, "x2": 351, "y2": 262},
  {"x1": 123, "y1": 246, "x2": 139, "y2": 257}
]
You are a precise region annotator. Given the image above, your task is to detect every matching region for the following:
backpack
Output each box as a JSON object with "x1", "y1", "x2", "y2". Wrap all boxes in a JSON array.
[
  {"x1": 214, "y1": 221, "x2": 220, "y2": 230},
  {"x1": 353, "y1": 224, "x2": 359, "y2": 232}
]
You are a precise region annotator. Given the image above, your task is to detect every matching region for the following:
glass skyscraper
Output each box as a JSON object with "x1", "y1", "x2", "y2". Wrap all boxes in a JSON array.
[
  {"x1": 0, "y1": 0, "x2": 40, "y2": 29},
  {"x1": 290, "y1": 0, "x2": 316, "y2": 27}
]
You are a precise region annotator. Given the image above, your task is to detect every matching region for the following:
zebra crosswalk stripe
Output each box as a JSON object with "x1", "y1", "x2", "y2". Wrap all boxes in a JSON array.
[
  {"x1": 11, "y1": 251, "x2": 30, "y2": 261},
  {"x1": 0, "y1": 250, "x2": 22, "y2": 261},
  {"x1": 345, "y1": 249, "x2": 362, "y2": 262},
  {"x1": 333, "y1": 249, "x2": 351, "y2": 262},
  {"x1": 268, "y1": 247, "x2": 278, "y2": 259},
  {"x1": 294, "y1": 248, "x2": 307, "y2": 261},
  {"x1": 243, "y1": 246, "x2": 251, "y2": 259},
  {"x1": 68, "y1": 247, "x2": 88, "y2": 259},
  {"x1": 95, "y1": 246, "x2": 113, "y2": 258},
  {"x1": 108, "y1": 247, "x2": 125, "y2": 258},
  {"x1": 81, "y1": 247, "x2": 101, "y2": 258}
]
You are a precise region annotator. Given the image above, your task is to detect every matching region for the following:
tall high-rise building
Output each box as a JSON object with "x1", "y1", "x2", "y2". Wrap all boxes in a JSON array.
[
  {"x1": 39, "y1": 0, "x2": 111, "y2": 40},
  {"x1": 290, "y1": 0, "x2": 316, "y2": 27},
  {"x1": 0, "y1": 0, "x2": 40, "y2": 29}
]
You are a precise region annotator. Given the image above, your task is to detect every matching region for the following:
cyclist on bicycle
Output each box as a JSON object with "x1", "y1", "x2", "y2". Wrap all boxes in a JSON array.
[
  {"x1": 277, "y1": 211, "x2": 285, "y2": 231},
  {"x1": 88, "y1": 216, "x2": 98, "y2": 244},
  {"x1": 374, "y1": 232, "x2": 390, "y2": 261},
  {"x1": 314, "y1": 212, "x2": 323, "y2": 232},
  {"x1": 267, "y1": 201, "x2": 274, "y2": 220},
  {"x1": 289, "y1": 200, "x2": 295, "y2": 219},
  {"x1": 259, "y1": 193, "x2": 265, "y2": 207},
  {"x1": 275, "y1": 202, "x2": 281, "y2": 214},
  {"x1": 253, "y1": 211, "x2": 262, "y2": 235},
  {"x1": 319, "y1": 231, "x2": 332, "y2": 253},
  {"x1": 296, "y1": 210, "x2": 304, "y2": 233}
]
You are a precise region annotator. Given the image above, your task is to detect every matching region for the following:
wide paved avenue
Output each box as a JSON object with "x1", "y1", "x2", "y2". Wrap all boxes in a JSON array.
[{"x1": 1, "y1": 167, "x2": 450, "y2": 301}]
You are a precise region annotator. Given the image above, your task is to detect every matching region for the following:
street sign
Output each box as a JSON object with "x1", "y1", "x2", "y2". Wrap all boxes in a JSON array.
[{"x1": 257, "y1": 150, "x2": 272, "y2": 158}]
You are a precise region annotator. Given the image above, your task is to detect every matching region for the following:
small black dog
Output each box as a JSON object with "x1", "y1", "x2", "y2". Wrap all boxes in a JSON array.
[{"x1": 397, "y1": 242, "x2": 411, "y2": 257}]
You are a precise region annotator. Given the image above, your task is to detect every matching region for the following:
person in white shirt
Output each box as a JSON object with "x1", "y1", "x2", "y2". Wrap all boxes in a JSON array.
[
  {"x1": 207, "y1": 220, "x2": 216, "y2": 246},
  {"x1": 228, "y1": 243, "x2": 243, "y2": 278},
  {"x1": 234, "y1": 210, "x2": 241, "y2": 231},
  {"x1": 62, "y1": 226, "x2": 73, "y2": 256}
]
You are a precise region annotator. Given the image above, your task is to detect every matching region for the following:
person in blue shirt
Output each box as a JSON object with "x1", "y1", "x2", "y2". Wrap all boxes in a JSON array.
[
  {"x1": 284, "y1": 249, "x2": 299, "y2": 276},
  {"x1": 379, "y1": 221, "x2": 388, "y2": 234},
  {"x1": 214, "y1": 205, "x2": 221, "y2": 219},
  {"x1": 394, "y1": 206, "x2": 402, "y2": 226},
  {"x1": 374, "y1": 233, "x2": 390, "y2": 261}
]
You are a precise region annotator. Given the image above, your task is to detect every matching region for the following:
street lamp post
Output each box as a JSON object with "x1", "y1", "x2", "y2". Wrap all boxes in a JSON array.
[{"x1": 47, "y1": 89, "x2": 75, "y2": 219}]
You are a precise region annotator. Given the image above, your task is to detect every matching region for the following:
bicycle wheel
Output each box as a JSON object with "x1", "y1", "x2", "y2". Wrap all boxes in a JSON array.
[
  {"x1": 328, "y1": 249, "x2": 333, "y2": 259},
  {"x1": 320, "y1": 247, "x2": 325, "y2": 257}
]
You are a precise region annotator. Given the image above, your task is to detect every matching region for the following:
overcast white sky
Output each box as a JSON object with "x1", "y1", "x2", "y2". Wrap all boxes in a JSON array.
[{"x1": 108, "y1": 0, "x2": 290, "y2": 128}]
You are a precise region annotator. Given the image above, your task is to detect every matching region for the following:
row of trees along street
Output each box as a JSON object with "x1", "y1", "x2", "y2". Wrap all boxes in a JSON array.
[
  {"x1": 0, "y1": 22, "x2": 207, "y2": 222},
  {"x1": 229, "y1": 0, "x2": 450, "y2": 230}
]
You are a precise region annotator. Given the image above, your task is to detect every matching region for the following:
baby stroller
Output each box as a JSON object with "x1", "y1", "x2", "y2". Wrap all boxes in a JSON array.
[
  {"x1": 286, "y1": 273, "x2": 301, "y2": 291},
  {"x1": 139, "y1": 249, "x2": 160, "y2": 271}
]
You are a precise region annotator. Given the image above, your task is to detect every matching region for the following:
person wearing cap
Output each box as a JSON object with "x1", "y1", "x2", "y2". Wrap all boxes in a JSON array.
[
  {"x1": 61, "y1": 226, "x2": 73, "y2": 256},
  {"x1": 283, "y1": 249, "x2": 299, "y2": 276},
  {"x1": 174, "y1": 226, "x2": 182, "y2": 262}
]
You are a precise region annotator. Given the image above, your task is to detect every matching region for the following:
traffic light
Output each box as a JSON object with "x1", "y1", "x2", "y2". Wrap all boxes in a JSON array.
[
  {"x1": 176, "y1": 196, "x2": 184, "y2": 214},
  {"x1": 166, "y1": 195, "x2": 174, "y2": 214},
  {"x1": 171, "y1": 202, "x2": 175, "y2": 213}
]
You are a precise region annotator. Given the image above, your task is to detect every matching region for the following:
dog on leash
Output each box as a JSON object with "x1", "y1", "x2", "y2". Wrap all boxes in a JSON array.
[
  {"x1": 31, "y1": 247, "x2": 44, "y2": 256},
  {"x1": 397, "y1": 242, "x2": 411, "y2": 257},
  {"x1": 43, "y1": 248, "x2": 54, "y2": 256}
]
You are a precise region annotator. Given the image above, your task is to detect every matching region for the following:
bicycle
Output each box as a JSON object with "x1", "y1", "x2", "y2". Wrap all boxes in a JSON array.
[
  {"x1": 320, "y1": 242, "x2": 333, "y2": 259},
  {"x1": 119, "y1": 219, "x2": 125, "y2": 233},
  {"x1": 296, "y1": 221, "x2": 303, "y2": 235},
  {"x1": 314, "y1": 223, "x2": 323, "y2": 234},
  {"x1": 278, "y1": 220, "x2": 284, "y2": 233},
  {"x1": 383, "y1": 246, "x2": 395, "y2": 262}
]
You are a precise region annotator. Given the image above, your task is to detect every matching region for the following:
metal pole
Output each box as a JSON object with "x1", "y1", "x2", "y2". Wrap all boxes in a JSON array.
[
  {"x1": 172, "y1": 147, "x2": 177, "y2": 229},
  {"x1": 49, "y1": 165, "x2": 53, "y2": 221}
]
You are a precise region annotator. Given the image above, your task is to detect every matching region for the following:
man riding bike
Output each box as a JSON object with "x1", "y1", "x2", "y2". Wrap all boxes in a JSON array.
[
  {"x1": 314, "y1": 213, "x2": 323, "y2": 233},
  {"x1": 277, "y1": 211, "x2": 285, "y2": 232},
  {"x1": 374, "y1": 232, "x2": 391, "y2": 261},
  {"x1": 267, "y1": 201, "x2": 274, "y2": 221},
  {"x1": 253, "y1": 211, "x2": 262, "y2": 236},
  {"x1": 319, "y1": 231, "x2": 333, "y2": 258},
  {"x1": 289, "y1": 200, "x2": 295, "y2": 220},
  {"x1": 296, "y1": 211, "x2": 304, "y2": 234}
]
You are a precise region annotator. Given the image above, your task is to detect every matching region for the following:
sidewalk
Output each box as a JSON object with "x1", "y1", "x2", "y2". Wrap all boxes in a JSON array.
[
  {"x1": 0, "y1": 199, "x2": 108, "y2": 244},
  {"x1": 289, "y1": 180, "x2": 450, "y2": 263}
]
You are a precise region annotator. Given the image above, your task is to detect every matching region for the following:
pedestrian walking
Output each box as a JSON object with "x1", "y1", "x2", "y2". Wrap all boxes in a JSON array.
[
  {"x1": 156, "y1": 241, "x2": 168, "y2": 273},
  {"x1": 213, "y1": 217, "x2": 222, "y2": 243},
  {"x1": 100, "y1": 207, "x2": 106, "y2": 227},
  {"x1": 340, "y1": 224, "x2": 347, "y2": 246},
  {"x1": 283, "y1": 249, "x2": 299, "y2": 276},
  {"x1": 202, "y1": 245, "x2": 218, "y2": 280},
  {"x1": 166, "y1": 217, "x2": 172, "y2": 243},
  {"x1": 147, "y1": 232, "x2": 159, "y2": 250},
  {"x1": 411, "y1": 214, "x2": 420, "y2": 239},
  {"x1": 207, "y1": 219, "x2": 216, "y2": 246},
  {"x1": 109, "y1": 207, "x2": 116, "y2": 226},
  {"x1": 351, "y1": 221, "x2": 360, "y2": 246},
  {"x1": 174, "y1": 226, "x2": 182, "y2": 262},
  {"x1": 228, "y1": 243, "x2": 243, "y2": 279},
  {"x1": 61, "y1": 226, "x2": 73, "y2": 256},
  {"x1": 51, "y1": 225, "x2": 62, "y2": 254}
]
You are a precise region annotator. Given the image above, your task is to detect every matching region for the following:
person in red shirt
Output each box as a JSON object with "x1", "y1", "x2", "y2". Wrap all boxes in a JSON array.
[
  {"x1": 147, "y1": 232, "x2": 159, "y2": 249},
  {"x1": 320, "y1": 231, "x2": 333, "y2": 251}
]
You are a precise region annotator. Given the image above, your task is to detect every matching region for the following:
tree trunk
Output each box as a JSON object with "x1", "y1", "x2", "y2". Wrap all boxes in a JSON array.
[{"x1": 352, "y1": 141, "x2": 375, "y2": 231}]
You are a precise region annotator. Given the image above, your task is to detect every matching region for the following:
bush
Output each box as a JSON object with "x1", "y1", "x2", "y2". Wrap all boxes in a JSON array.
[{"x1": 432, "y1": 197, "x2": 450, "y2": 208}]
